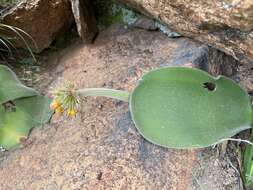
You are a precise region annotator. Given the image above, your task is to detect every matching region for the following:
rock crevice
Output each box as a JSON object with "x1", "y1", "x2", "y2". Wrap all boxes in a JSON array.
[{"x1": 118, "y1": 0, "x2": 253, "y2": 63}]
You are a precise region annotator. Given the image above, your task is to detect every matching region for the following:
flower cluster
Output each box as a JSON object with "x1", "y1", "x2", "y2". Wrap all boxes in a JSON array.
[{"x1": 50, "y1": 83, "x2": 79, "y2": 117}]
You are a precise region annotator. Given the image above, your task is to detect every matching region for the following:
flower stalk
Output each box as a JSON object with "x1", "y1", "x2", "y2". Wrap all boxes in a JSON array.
[
  {"x1": 50, "y1": 84, "x2": 130, "y2": 117},
  {"x1": 76, "y1": 88, "x2": 130, "y2": 102}
]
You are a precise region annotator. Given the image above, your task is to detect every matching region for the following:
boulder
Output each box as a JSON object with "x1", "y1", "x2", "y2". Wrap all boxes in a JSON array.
[
  {"x1": 70, "y1": 0, "x2": 98, "y2": 42},
  {"x1": 118, "y1": 0, "x2": 253, "y2": 63},
  {"x1": 0, "y1": 24, "x2": 241, "y2": 189},
  {"x1": 1, "y1": 0, "x2": 73, "y2": 53}
]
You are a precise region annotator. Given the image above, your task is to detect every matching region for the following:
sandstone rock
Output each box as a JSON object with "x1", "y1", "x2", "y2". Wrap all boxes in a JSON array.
[
  {"x1": 118, "y1": 0, "x2": 253, "y2": 63},
  {"x1": 70, "y1": 0, "x2": 98, "y2": 42},
  {"x1": 0, "y1": 24, "x2": 240, "y2": 189},
  {"x1": 1, "y1": 0, "x2": 73, "y2": 53}
]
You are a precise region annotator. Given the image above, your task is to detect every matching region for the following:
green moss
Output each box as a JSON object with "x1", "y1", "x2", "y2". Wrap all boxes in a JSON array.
[{"x1": 92, "y1": 0, "x2": 119, "y2": 29}]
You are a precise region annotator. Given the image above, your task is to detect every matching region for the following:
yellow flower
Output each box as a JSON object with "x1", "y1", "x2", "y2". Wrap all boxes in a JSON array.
[
  {"x1": 67, "y1": 109, "x2": 77, "y2": 117},
  {"x1": 50, "y1": 100, "x2": 61, "y2": 110},
  {"x1": 55, "y1": 106, "x2": 64, "y2": 114}
]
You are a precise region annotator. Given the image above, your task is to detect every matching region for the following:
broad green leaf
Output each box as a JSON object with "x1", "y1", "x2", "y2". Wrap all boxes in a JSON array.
[
  {"x1": 0, "y1": 105, "x2": 31, "y2": 149},
  {"x1": 130, "y1": 67, "x2": 252, "y2": 149},
  {"x1": 13, "y1": 96, "x2": 53, "y2": 125},
  {"x1": 0, "y1": 64, "x2": 38, "y2": 104},
  {"x1": 0, "y1": 96, "x2": 53, "y2": 150}
]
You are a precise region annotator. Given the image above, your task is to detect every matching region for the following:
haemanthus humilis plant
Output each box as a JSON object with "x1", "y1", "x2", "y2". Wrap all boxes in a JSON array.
[
  {"x1": 0, "y1": 65, "x2": 52, "y2": 150},
  {"x1": 51, "y1": 67, "x2": 253, "y2": 149},
  {"x1": 51, "y1": 66, "x2": 253, "y2": 187}
]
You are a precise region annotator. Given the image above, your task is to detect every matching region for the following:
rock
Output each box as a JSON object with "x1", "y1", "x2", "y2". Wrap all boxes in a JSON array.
[
  {"x1": 1, "y1": 0, "x2": 73, "y2": 53},
  {"x1": 154, "y1": 21, "x2": 181, "y2": 38},
  {"x1": 70, "y1": 0, "x2": 98, "y2": 42},
  {"x1": 0, "y1": 24, "x2": 240, "y2": 189},
  {"x1": 132, "y1": 15, "x2": 157, "y2": 30},
  {"x1": 117, "y1": 0, "x2": 253, "y2": 63}
]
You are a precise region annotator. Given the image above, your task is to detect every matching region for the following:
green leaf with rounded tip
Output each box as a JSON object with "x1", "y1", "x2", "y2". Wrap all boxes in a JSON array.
[
  {"x1": 0, "y1": 105, "x2": 31, "y2": 149},
  {"x1": 0, "y1": 64, "x2": 38, "y2": 104},
  {"x1": 0, "y1": 96, "x2": 53, "y2": 150},
  {"x1": 130, "y1": 67, "x2": 252, "y2": 149},
  {"x1": 13, "y1": 96, "x2": 53, "y2": 125}
]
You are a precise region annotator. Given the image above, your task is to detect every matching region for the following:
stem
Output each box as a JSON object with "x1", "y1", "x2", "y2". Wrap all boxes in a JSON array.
[{"x1": 76, "y1": 88, "x2": 130, "y2": 102}]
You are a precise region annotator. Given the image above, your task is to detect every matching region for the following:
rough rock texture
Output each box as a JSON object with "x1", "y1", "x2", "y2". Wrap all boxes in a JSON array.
[
  {"x1": 0, "y1": 24, "x2": 241, "y2": 189},
  {"x1": 118, "y1": 0, "x2": 253, "y2": 63},
  {"x1": 1, "y1": 0, "x2": 73, "y2": 52},
  {"x1": 70, "y1": 0, "x2": 98, "y2": 42},
  {"x1": 132, "y1": 15, "x2": 158, "y2": 31}
]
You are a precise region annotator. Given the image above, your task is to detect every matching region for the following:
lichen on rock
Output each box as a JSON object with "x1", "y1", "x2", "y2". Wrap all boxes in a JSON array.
[
  {"x1": 92, "y1": 0, "x2": 138, "y2": 30},
  {"x1": 92, "y1": 0, "x2": 181, "y2": 38}
]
